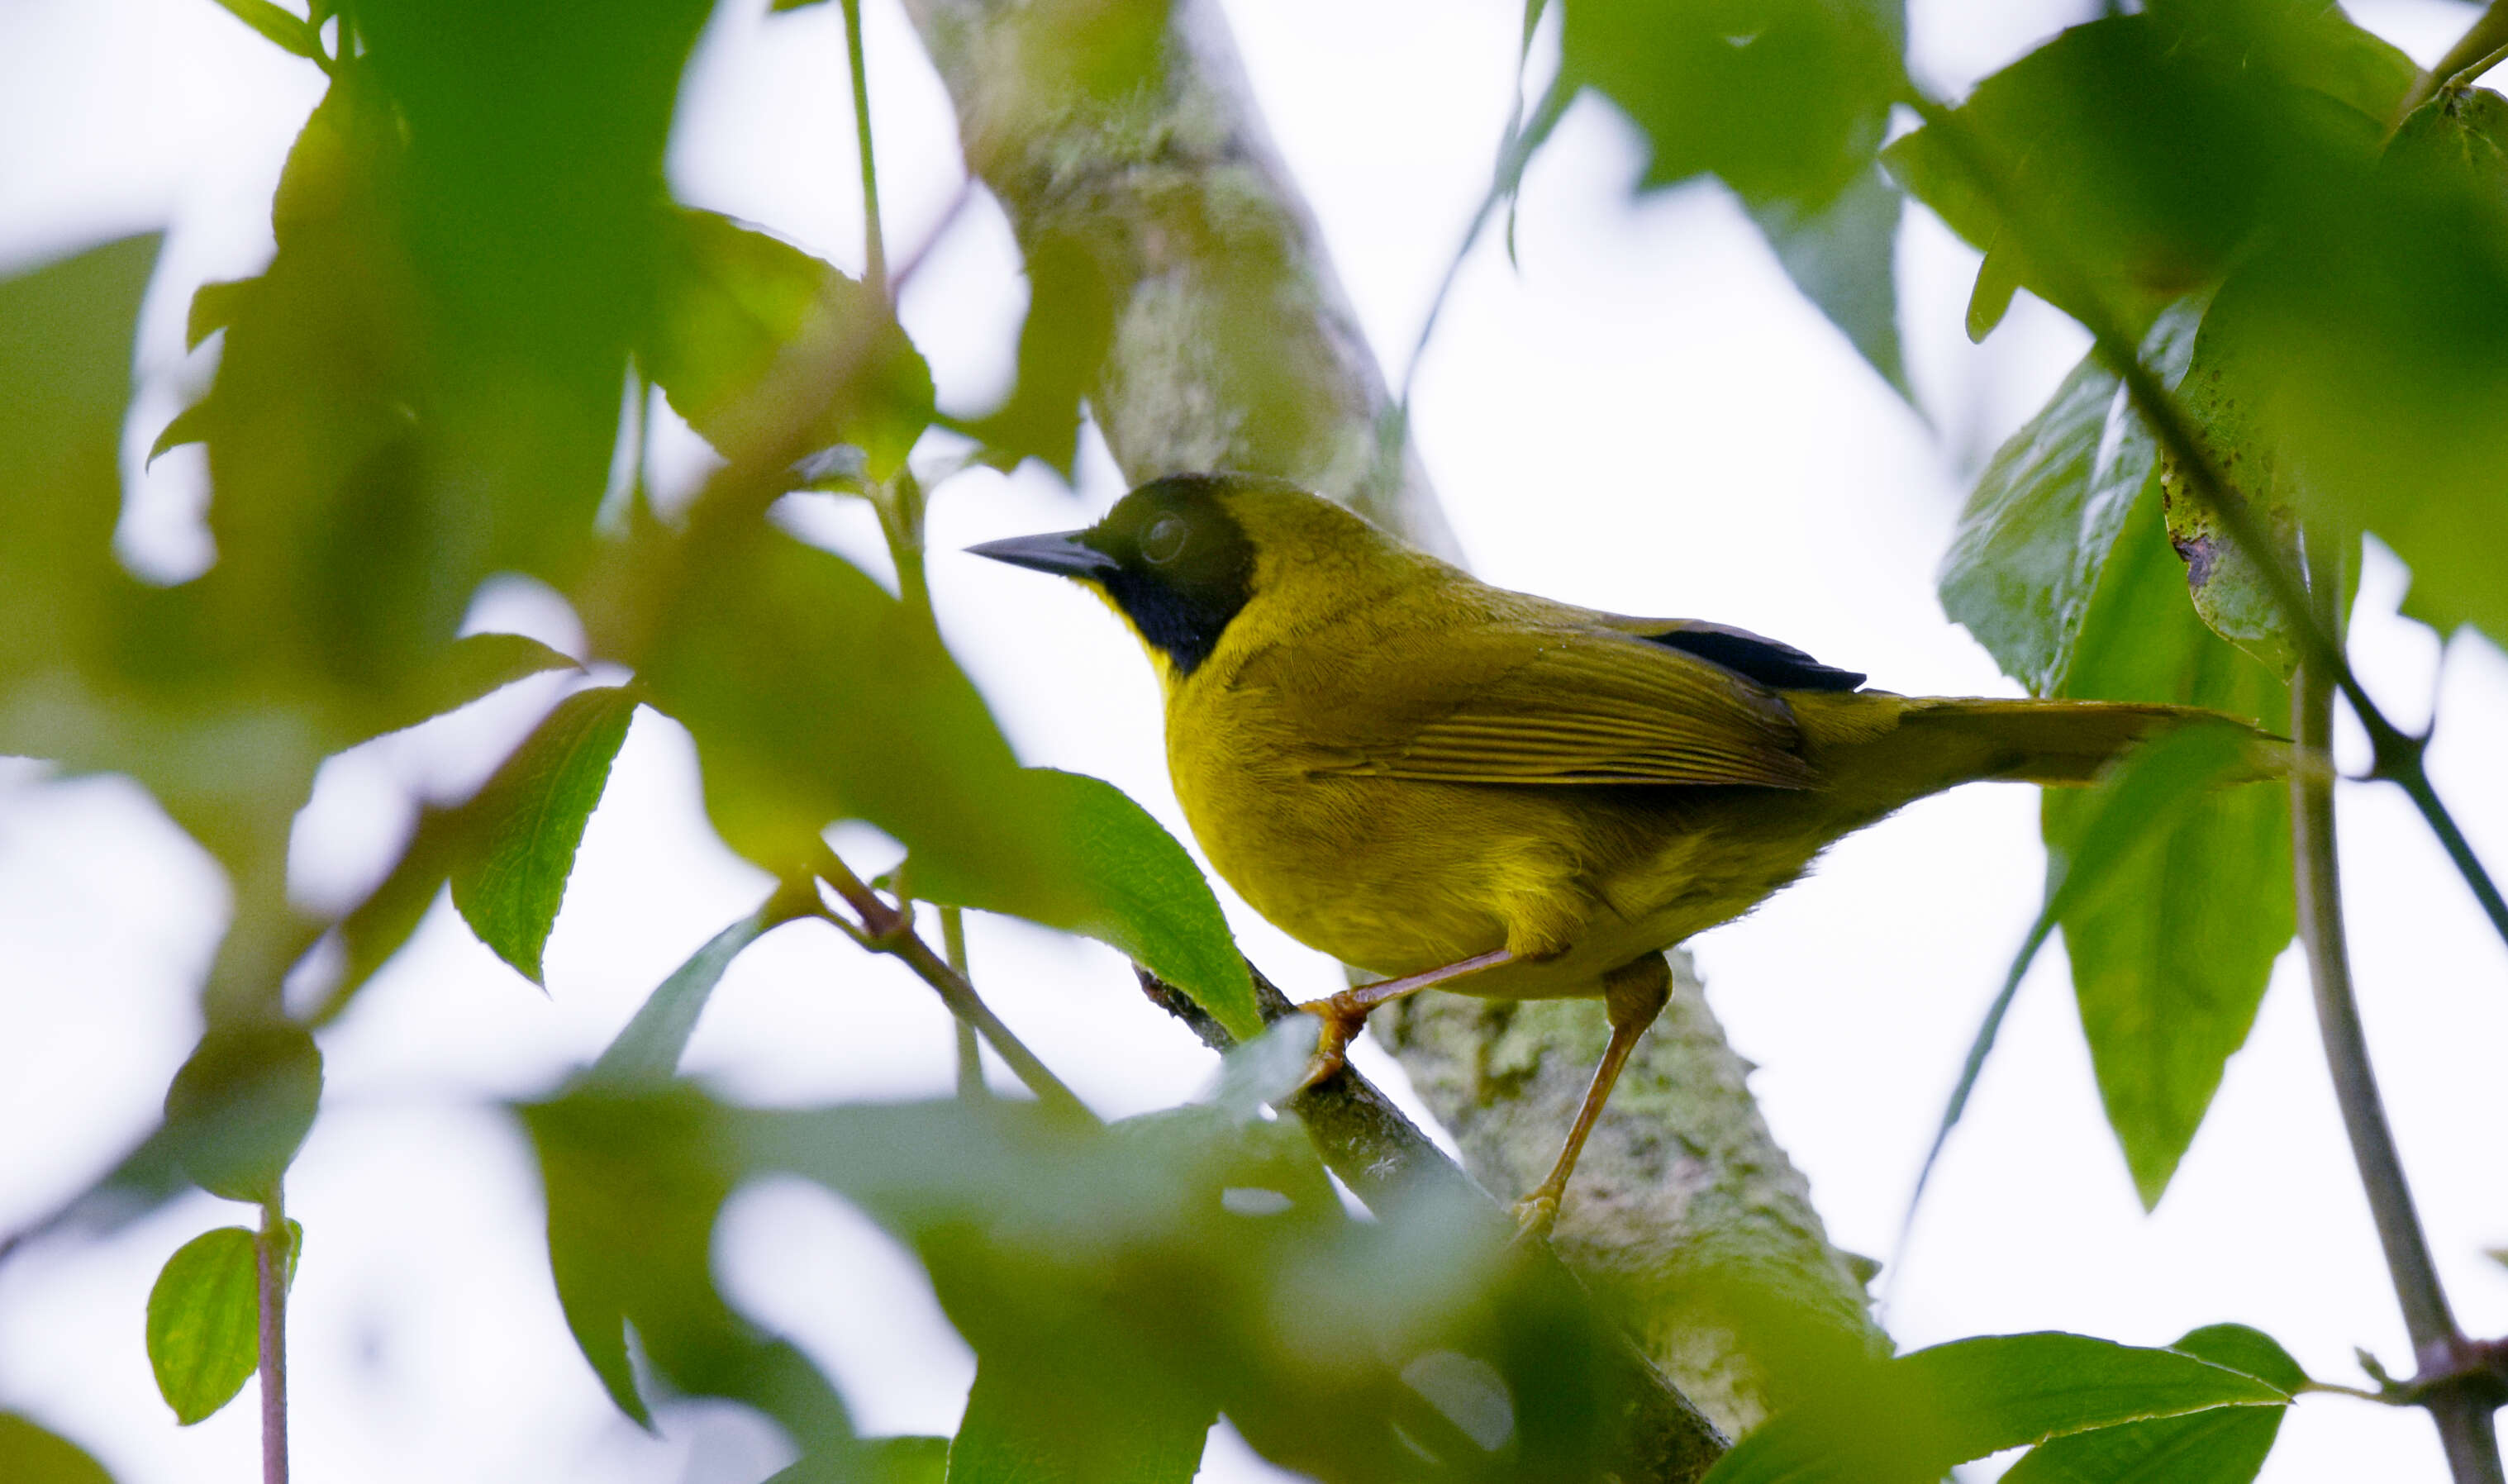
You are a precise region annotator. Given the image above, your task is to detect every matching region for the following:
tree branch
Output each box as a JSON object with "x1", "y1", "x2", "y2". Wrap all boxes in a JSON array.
[
  {"x1": 1137, "y1": 963, "x2": 1729, "y2": 1482},
  {"x1": 902, "y1": 0, "x2": 1885, "y2": 1433}
]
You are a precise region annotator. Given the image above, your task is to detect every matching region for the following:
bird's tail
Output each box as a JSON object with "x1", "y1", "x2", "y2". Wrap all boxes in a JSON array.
[{"x1": 1793, "y1": 692, "x2": 2292, "y2": 804}]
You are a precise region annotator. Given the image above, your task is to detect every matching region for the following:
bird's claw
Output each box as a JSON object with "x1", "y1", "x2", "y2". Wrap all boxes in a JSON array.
[{"x1": 1293, "y1": 997, "x2": 1361, "y2": 1092}]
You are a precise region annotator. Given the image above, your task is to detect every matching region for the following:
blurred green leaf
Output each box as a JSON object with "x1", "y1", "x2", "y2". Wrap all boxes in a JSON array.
[
  {"x1": 642, "y1": 527, "x2": 1250, "y2": 1030},
  {"x1": 0, "y1": 1415, "x2": 116, "y2": 1484},
  {"x1": 528, "y1": 1089, "x2": 1614, "y2": 1484},
  {"x1": 161, "y1": 1024, "x2": 323, "y2": 1204},
  {"x1": 2050, "y1": 484, "x2": 2292, "y2": 1207},
  {"x1": 1906, "y1": 716, "x2": 2267, "y2": 1230},
  {"x1": 588, "y1": 897, "x2": 805, "y2": 1087},
  {"x1": 1938, "y1": 304, "x2": 2198, "y2": 696},
  {"x1": 523, "y1": 1087, "x2": 854, "y2": 1445},
  {"x1": 185, "y1": 277, "x2": 252, "y2": 350},
  {"x1": 2003, "y1": 1324, "x2": 2306, "y2": 1484},
  {"x1": 1562, "y1": 0, "x2": 1905, "y2": 210},
  {"x1": 1747, "y1": 164, "x2": 1910, "y2": 397},
  {"x1": 2228, "y1": 85, "x2": 2508, "y2": 646},
  {"x1": 361, "y1": 632, "x2": 583, "y2": 742},
  {"x1": 450, "y1": 686, "x2": 639, "y2": 984},
  {"x1": 204, "y1": 0, "x2": 322, "y2": 60},
  {"x1": 647, "y1": 209, "x2": 935, "y2": 481},
  {"x1": 1883, "y1": 10, "x2": 2391, "y2": 339},
  {"x1": 1703, "y1": 1330, "x2": 2287, "y2": 1484},
  {"x1": 0, "y1": 232, "x2": 157, "y2": 694},
  {"x1": 963, "y1": 226, "x2": 1121, "y2": 478},
  {"x1": 767, "y1": 1437, "x2": 953, "y2": 1484},
  {"x1": 145, "y1": 1227, "x2": 261, "y2": 1425},
  {"x1": 947, "y1": 1353, "x2": 1212, "y2": 1484},
  {"x1": 355, "y1": 0, "x2": 714, "y2": 589},
  {"x1": 1559, "y1": 0, "x2": 1906, "y2": 389}
]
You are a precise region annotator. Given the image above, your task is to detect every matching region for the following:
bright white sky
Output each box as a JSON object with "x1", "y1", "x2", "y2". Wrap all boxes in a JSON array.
[{"x1": 3, "y1": 1, "x2": 2506, "y2": 1480}]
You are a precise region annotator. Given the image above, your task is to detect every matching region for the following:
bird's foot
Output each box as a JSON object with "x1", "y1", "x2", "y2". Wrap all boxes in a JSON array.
[
  {"x1": 1509, "y1": 1186, "x2": 1561, "y2": 1245},
  {"x1": 1292, "y1": 994, "x2": 1368, "y2": 1091}
]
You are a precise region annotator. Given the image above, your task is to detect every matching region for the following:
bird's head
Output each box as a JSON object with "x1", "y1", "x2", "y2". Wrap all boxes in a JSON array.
[{"x1": 968, "y1": 473, "x2": 1416, "y2": 683}]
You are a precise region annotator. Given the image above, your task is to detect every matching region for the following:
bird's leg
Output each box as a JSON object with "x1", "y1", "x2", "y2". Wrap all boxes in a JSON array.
[
  {"x1": 1511, "y1": 953, "x2": 1673, "y2": 1240},
  {"x1": 1296, "y1": 948, "x2": 1516, "y2": 1090}
]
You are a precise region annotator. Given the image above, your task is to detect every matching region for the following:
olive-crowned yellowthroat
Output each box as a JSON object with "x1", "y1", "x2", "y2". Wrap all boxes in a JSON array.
[{"x1": 973, "y1": 473, "x2": 2279, "y2": 1230}]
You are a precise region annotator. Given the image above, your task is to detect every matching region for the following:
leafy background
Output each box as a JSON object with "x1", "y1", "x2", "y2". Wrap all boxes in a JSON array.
[{"x1": 1, "y1": 0, "x2": 2504, "y2": 1480}]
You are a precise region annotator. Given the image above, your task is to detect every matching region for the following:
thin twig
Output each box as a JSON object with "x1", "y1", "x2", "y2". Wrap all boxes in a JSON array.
[
  {"x1": 840, "y1": 0, "x2": 886, "y2": 297},
  {"x1": 2398, "y1": 0, "x2": 2508, "y2": 123},
  {"x1": 811, "y1": 849, "x2": 1092, "y2": 1120},
  {"x1": 2294, "y1": 537, "x2": 2504, "y2": 1482},
  {"x1": 257, "y1": 1193, "x2": 290, "y2": 1484},
  {"x1": 940, "y1": 907, "x2": 987, "y2": 1098},
  {"x1": 888, "y1": 174, "x2": 977, "y2": 303}
]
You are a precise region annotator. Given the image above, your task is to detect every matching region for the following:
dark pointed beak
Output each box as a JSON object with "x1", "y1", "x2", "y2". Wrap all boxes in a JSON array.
[{"x1": 966, "y1": 529, "x2": 1121, "y2": 581}]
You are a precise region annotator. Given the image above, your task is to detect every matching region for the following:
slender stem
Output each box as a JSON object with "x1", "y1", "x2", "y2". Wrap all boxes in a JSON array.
[
  {"x1": 840, "y1": 0, "x2": 887, "y2": 298},
  {"x1": 256, "y1": 1193, "x2": 290, "y2": 1484},
  {"x1": 813, "y1": 849, "x2": 1091, "y2": 1120},
  {"x1": 1904, "y1": 91, "x2": 2508, "y2": 963},
  {"x1": 2399, "y1": 0, "x2": 2508, "y2": 122},
  {"x1": 941, "y1": 906, "x2": 987, "y2": 1098},
  {"x1": 2293, "y1": 545, "x2": 2503, "y2": 1481}
]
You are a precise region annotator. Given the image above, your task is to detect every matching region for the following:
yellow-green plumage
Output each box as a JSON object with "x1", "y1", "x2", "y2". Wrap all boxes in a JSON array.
[{"x1": 972, "y1": 473, "x2": 2279, "y2": 1224}]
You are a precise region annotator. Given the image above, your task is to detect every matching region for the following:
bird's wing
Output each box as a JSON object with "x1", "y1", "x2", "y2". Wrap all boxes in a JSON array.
[{"x1": 1283, "y1": 619, "x2": 1827, "y2": 789}]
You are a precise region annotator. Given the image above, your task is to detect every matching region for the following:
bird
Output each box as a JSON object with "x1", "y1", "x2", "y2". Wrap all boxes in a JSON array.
[{"x1": 970, "y1": 472, "x2": 2281, "y2": 1233}]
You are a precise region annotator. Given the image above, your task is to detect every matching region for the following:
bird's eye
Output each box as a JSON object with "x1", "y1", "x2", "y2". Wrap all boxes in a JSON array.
[{"x1": 1140, "y1": 514, "x2": 1189, "y2": 564}]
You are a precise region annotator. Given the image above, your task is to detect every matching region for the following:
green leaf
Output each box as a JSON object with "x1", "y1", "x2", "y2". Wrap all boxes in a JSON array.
[
  {"x1": 2049, "y1": 483, "x2": 2292, "y2": 1207},
  {"x1": 355, "y1": 0, "x2": 716, "y2": 591},
  {"x1": 2229, "y1": 84, "x2": 2508, "y2": 647},
  {"x1": 1882, "y1": 11, "x2": 2389, "y2": 340},
  {"x1": 766, "y1": 1437, "x2": 952, "y2": 1484},
  {"x1": 946, "y1": 1354, "x2": 1213, "y2": 1484},
  {"x1": 913, "y1": 769, "x2": 1258, "y2": 1042},
  {"x1": 646, "y1": 209, "x2": 935, "y2": 481},
  {"x1": 206, "y1": 0, "x2": 322, "y2": 60},
  {"x1": 961, "y1": 226, "x2": 1121, "y2": 478},
  {"x1": 1938, "y1": 304, "x2": 2198, "y2": 697},
  {"x1": 527, "y1": 1088, "x2": 1611, "y2": 1484},
  {"x1": 145, "y1": 1227, "x2": 262, "y2": 1425},
  {"x1": 586, "y1": 897, "x2": 800, "y2": 1087},
  {"x1": 1560, "y1": 0, "x2": 1906, "y2": 211},
  {"x1": 2157, "y1": 283, "x2": 2299, "y2": 674},
  {"x1": 2002, "y1": 1325, "x2": 2306, "y2": 1484},
  {"x1": 1747, "y1": 163, "x2": 1910, "y2": 397},
  {"x1": 521, "y1": 1089, "x2": 854, "y2": 1446},
  {"x1": 185, "y1": 277, "x2": 253, "y2": 350},
  {"x1": 359, "y1": 632, "x2": 583, "y2": 742},
  {"x1": 642, "y1": 527, "x2": 1251, "y2": 1032},
  {"x1": 450, "y1": 687, "x2": 639, "y2": 984},
  {"x1": 1559, "y1": 0, "x2": 1907, "y2": 391},
  {"x1": 1704, "y1": 1331, "x2": 2288, "y2": 1484},
  {"x1": 0, "y1": 1414, "x2": 117, "y2": 1484},
  {"x1": 145, "y1": 399, "x2": 215, "y2": 468},
  {"x1": 1902, "y1": 716, "x2": 2268, "y2": 1232},
  {"x1": 161, "y1": 1025, "x2": 324, "y2": 1204}
]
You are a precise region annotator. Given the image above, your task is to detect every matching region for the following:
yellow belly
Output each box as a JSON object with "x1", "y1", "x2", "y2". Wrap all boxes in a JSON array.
[{"x1": 1169, "y1": 732, "x2": 1837, "y2": 999}]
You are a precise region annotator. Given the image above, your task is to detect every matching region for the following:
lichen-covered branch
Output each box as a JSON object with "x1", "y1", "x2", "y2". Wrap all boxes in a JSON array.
[{"x1": 902, "y1": 0, "x2": 1883, "y2": 1433}]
